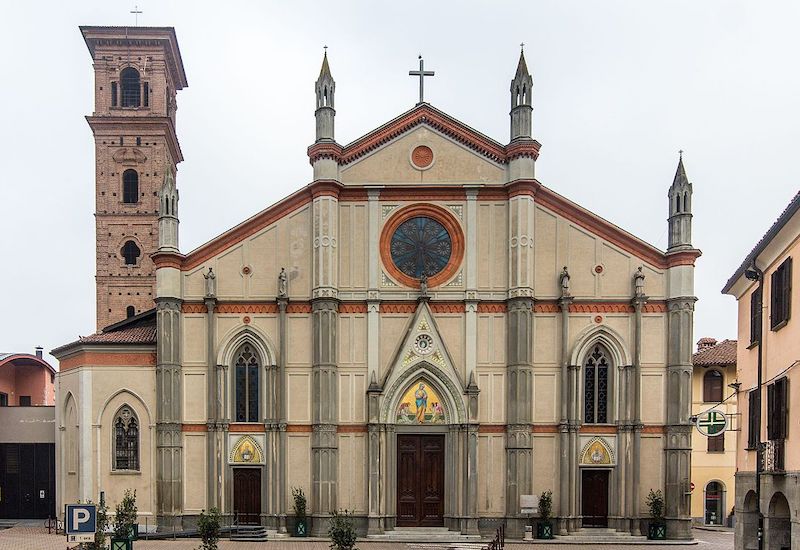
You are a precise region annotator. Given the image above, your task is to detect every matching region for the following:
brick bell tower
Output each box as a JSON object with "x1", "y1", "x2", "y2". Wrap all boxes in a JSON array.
[{"x1": 81, "y1": 26, "x2": 188, "y2": 330}]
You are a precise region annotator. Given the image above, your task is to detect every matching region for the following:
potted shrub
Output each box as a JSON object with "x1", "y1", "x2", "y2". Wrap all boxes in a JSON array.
[
  {"x1": 292, "y1": 487, "x2": 308, "y2": 537},
  {"x1": 646, "y1": 489, "x2": 666, "y2": 540},
  {"x1": 329, "y1": 509, "x2": 358, "y2": 550},
  {"x1": 536, "y1": 490, "x2": 553, "y2": 539},
  {"x1": 197, "y1": 508, "x2": 221, "y2": 550},
  {"x1": 110, "y1": 489, "x2": 137, "y2": 549},
  {"x1": 84, "y1": 498, "x2": 109, "y2": 550}
]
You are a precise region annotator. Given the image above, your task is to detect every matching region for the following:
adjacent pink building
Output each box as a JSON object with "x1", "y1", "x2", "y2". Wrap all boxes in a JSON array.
[{"x1": 0, "y1": 348, "x2": 56, "y2": 406}]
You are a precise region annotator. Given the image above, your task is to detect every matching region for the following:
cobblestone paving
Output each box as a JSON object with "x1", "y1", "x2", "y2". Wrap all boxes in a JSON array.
[{"x1": 0, "y1": 524, "x2": 734, "y2": 550}]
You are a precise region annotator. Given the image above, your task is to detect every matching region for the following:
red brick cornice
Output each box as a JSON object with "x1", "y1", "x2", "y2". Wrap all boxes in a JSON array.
[
  {"x1": 151, "y1": 251, "x2": 184, "y2": 269},
  {"x1": 506, "y1": 179, "x2": 541, "y2": 198},
  {"x1": 307, "y1": 142, "x2": 343, "y2": 165},
  {"x1": 505, "y1": 139, "x2": 542, "y2": 161},
  {"x1": 665, "y1": 249, "x2": 703, "y2": 267}
]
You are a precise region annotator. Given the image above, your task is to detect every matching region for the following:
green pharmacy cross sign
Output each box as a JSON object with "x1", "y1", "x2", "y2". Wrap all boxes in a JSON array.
[{"x1": 696, "y1": 410, "x2": 728, "y2": 436}]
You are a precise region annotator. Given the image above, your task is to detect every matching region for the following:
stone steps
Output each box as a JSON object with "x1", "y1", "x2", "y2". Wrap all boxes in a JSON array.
[
  {"x1": 230, "y1": 525, "x2": 269, "y2": 542},
  {"x1": 553, "y1": 528, "x2": 648, "y2": 544},
  {"x1": 368, "y1": 527, "x2": 482, "y2": 543}
]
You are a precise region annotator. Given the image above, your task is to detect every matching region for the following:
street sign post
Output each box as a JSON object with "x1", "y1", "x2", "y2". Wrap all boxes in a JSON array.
[
  {"x1": 65, "y1": 504, "x2": 97, "y2": 544},
  {"x1": 696, "y1": 410, "x2": 728, "y2": 437}
]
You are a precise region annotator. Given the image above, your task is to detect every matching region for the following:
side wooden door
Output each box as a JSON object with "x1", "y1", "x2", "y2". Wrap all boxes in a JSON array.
[{"x1": 233, "y1": 468, "x2": 261, "y2": 524}]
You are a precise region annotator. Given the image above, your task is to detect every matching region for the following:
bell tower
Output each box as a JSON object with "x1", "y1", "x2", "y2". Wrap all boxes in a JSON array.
[{"x1": 81, "y1": 26, "x2": 188, "y2": 329}]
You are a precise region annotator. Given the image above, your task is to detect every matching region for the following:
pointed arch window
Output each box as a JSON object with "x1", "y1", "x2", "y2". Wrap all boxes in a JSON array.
[
  {"x1": 584, "y1": 345, "x2": 610, "y2": 424},
  {"x1": 120, "y1": 67, "x2": 141, "y2": 107},
  {"x1": 113, "y1": 406, "x2": 139, "y2": 470},
  {"x1": 234, "y1": 344, "x2": 260, "y2": 422}
]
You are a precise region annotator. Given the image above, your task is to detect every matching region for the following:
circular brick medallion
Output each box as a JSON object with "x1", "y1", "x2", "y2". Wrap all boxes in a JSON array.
[
  {"x1": 411, "y1": 146, "x2": 434, "y2": 169},
  {"x1": 594, "y1": 265, "x2": 604, "y2": 274},
  {"x1": 594, "y1": 315, "x2": 603, "y2": 324},
  {"x1": 243, "y1": 316, "x2": 251, "y2": 324}
]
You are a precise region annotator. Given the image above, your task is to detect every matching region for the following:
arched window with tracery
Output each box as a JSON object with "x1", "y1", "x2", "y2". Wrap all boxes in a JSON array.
[
  {"x1": 113, "y1": 406, "x2": 139, "y2": 470},
  {"x1": 703, "y1": 370, "x2": 723, "y2": 403},
  {"x1": 234, "y1": 344, "x2": 260, "y2": 422},
  {"x1": 120, "y1": 68, "x2": 141, "y2": 107},
  {"x1": 584, "y1": 345, "x2": 610, "y2": 424}
]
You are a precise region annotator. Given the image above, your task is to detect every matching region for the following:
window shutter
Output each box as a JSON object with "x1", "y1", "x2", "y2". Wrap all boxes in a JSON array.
[
  {"x1": 767, "y1": 383, "x2": 776, "y2": 440},
  {"x1": 785, "y1": 257, "x2": 792, "y2": 323},
  {"x1": 748, "y1": 390, "x2": 759, "y2": 448}
]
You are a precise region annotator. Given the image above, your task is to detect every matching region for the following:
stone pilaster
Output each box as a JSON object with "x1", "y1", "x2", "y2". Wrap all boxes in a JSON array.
[
  {"x1": 557, "y1": 295, "x2": 572, "y2": 535},
  {"x1": 664, "y1": 297, "x2": 695, "y2": 539},
  {"x1": 276, "y1": 297, "x2": 288, "y2": 533},
  {"x1": 310, "y1": 298, "x2": 338, "y2": 535},
  {"x1": 156, "y1": 297, "x2": 183, "y2": 523},
  {"x1": 505, "y1": 297, "x2": 533, "y2": 536},
  {"x1": 204, "y1": 296, "x2": 218, "y2": 511},
  {"x1": 630, "y1": 296, "x2": 646, "y2": 535}
]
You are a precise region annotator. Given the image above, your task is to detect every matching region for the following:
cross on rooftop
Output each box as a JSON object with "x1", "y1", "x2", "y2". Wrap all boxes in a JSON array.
[
  {"x1": 409, "y1": 55, "x2": 435, "y2": 105},
  {"x1": 130, "y1": 4, "x2": 143, "y2": 26}
]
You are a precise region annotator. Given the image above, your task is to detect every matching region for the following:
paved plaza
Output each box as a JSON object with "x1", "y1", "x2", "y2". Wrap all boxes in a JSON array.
[{"x1": 0, "y1": 523, "x2": 734, "y2": 550}]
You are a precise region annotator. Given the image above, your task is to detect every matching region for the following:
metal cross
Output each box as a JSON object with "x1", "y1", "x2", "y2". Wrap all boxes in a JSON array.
[
  {"x1": 679, "y1": 149, "x2": 684, "y2": 159},
  {"x1": 130, "y1": 4, "x2": 143, "y2": 26},
  {"x1": 409, "y1": 55, "x2": 435, "y2": 104}
]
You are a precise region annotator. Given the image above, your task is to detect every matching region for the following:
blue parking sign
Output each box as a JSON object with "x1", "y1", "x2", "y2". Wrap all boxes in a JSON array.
[{"x1": 66, "y1": 504, "x2": 97, "y2": 543}]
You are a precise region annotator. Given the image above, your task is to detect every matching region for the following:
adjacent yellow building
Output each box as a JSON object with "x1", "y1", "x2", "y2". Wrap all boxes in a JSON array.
[{"x1": 690, "y1": 338, "x2": 737, "y2": 526}]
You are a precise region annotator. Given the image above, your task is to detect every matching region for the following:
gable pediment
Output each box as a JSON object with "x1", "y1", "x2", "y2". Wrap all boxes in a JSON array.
[
  {"x1": 340, "y1": 125, "x2": 506, "y2": 184},
  {"x1": 308, "y1": 103, "x2": 541, "y2": 185}
]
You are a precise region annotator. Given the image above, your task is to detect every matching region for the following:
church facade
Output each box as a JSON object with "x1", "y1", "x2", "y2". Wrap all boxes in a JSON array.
[{"x1": 53, "y1": 26, "x2": 700, "y2": 539}]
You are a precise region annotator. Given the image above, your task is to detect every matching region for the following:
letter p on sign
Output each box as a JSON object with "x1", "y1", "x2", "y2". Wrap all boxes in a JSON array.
[{"x1": 73, "y1": 508, "x2": 90, "y2": 527}]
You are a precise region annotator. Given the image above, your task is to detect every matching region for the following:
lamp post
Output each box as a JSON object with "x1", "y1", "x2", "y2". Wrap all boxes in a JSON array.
[{"x1": 744, "y1": 265, "x2": 763, "y2": 550}]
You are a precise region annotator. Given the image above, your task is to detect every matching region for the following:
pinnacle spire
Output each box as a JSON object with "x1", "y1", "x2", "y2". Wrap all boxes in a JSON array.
[
  {"x1": 672, "y1": 153, "x2": 689, "y2": 187},
  {"x1": 319, "y1": 48, "x2": 332, "y2": 79},
  {"x1": 515, "y1": 48, "x2": 530, "y2": 79}
]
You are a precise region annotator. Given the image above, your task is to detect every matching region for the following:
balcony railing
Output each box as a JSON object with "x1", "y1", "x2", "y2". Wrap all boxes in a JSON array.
[{"x1": 761, "y1": 439, "x2": 785, "y2": 472}]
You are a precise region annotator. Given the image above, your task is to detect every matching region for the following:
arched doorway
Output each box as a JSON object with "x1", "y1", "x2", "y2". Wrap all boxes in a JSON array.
[
  {"x1": 394, "y1": 380, "x2": 447, "y2": 527},
  {"x1": 704, "y1": 481, "x2": 725, "y2": 525},
  {"x1": 740, "y1": 491, "x2": 758, "y2": 550},
  {"x1": 766, "y1": 492, "x2": 790, "y2": 550}
]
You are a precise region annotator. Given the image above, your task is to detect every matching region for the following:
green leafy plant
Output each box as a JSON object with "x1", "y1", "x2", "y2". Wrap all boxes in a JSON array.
[
  {"x1": 113, "y1": 489, "x2": 138, "y2": 538},
  {"x1": 292, "y1": 487, "x2": 307, "y2": 519},
  {"x1": 538, "y1": 490, "x2": 553, "y2": 523},
  {"x1": 197, "y1": 508, "x2": 221, "y2": 550},
  {"x1": 646, "y1": 489, "x2": 664, "y2": 521},
  {"x1": 329, "y1": 509, "x2": 358, "y2": 550},
  {"x1": 84, "y1": 498, "x2": 109, "y2": 550}
]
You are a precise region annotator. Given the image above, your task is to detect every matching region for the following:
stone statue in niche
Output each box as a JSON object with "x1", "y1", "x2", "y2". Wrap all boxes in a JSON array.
[
  {"x1": 204, "y1": 267, "x2": 216, "y2": 298},
  {"x1": 278, "y1": 267, "x2": 288, "y2": 298},
  {"x1": 559, "y1": 266, "x2": 571, "y2": 297},
  {"x1": 634, "y1": 266, "x2": 646, "y2": 297}
]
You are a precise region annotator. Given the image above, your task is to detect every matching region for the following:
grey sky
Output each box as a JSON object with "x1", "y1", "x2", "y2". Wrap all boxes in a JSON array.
[{"x1": 2, "y1": 1, "x2": 798, "y2": 367}]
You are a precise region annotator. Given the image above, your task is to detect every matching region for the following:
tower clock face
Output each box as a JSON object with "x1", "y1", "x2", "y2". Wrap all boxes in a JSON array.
[{"x1": 389, "y1": 216, "x2": 453, "y2": 280}]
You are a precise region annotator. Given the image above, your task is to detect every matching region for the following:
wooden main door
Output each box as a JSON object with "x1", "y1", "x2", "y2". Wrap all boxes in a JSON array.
[
  {"x1": 397, "y1": 434, "x2": 445, "y2": 527},
  {"x1": 581, "y1": 469, "x2": 609, "y2": 527},
  {"x1": 233, "y1": 468, "x2": 261, "y2": 524}
]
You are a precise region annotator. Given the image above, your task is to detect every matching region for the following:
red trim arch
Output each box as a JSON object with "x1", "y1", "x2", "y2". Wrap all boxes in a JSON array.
[{"x1": 379, "y1": 204, "x2": 465, "y2": 289}]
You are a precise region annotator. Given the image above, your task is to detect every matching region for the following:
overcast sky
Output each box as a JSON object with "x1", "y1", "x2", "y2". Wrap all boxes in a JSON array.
[{"x1": 2, "y1": 1, "x2": 798, "y2": 367}]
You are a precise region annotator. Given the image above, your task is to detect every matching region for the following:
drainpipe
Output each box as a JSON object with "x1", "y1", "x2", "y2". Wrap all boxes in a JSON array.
[{"x1": 744, "y1": 264, "x2": 763, "y2": 550}]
